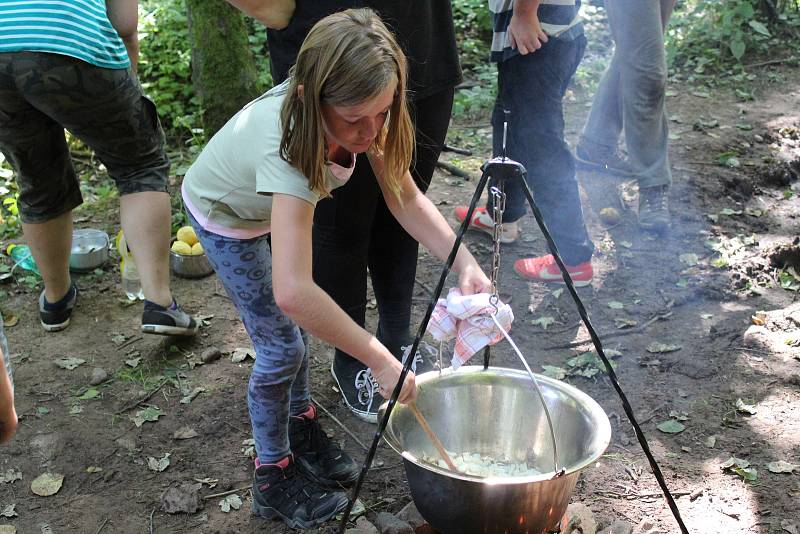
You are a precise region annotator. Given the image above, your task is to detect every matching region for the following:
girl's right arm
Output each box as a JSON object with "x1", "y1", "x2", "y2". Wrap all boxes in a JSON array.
[
  {"x1": 225, "y1": 0, "x2": 295, "y2": 29},
  {"x1": 269, "y1": 193, "x2": 416, "y2": 402}
]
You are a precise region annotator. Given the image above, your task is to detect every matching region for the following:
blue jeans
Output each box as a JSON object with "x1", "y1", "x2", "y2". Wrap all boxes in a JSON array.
[
  {"x1": 187, "y1": 212, "x2": 309, "y2": 463},
  {"x1": 580, "y1": 0, "x2": 673, "y2": 188},
  {"x1": 488, "y1": 35, "x2": 594, "y2": 265}
]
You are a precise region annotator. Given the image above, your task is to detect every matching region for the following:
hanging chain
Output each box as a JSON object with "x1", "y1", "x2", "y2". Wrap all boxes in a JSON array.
[{"x1": 489, "y1": 185, "x2": 506, "y2": 309}]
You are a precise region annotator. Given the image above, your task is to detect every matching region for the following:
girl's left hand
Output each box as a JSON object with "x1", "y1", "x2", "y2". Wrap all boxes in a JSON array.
[{"x1": 458, "y1": 263, "x2": 492, "y2": 296}]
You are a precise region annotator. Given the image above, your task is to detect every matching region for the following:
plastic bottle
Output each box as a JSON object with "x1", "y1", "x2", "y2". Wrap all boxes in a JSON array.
[
  {"x1": 115, "y1": 230, "x2": 144, "y2": 301},
  {"x1": 6, "y1": 244, "x2": 40, "y2": 275}
]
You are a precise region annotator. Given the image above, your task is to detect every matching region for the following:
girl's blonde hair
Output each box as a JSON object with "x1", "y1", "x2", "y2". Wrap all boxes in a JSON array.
[{"x1": 280, "y1": 8, "x2": 414, "y2": 199}]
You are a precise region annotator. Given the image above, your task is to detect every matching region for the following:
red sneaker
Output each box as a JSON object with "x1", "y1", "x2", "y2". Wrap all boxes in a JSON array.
[
  {"x1": 453, "y1": 206, "x2": 519, "y2": 244},
  {"x1": 513, "y1": 254, "x2": 593, "y2": 287}
]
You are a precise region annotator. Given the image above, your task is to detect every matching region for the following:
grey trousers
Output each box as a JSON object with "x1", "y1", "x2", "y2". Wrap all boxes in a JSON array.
[{"x1": 581, "y1": 0, "x2": 674, "y2": 188}]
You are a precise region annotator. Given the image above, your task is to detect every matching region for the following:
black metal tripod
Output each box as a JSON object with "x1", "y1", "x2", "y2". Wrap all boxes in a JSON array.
[{"x1": 337, "y1": 151, "x2": 691, "y2": 534}]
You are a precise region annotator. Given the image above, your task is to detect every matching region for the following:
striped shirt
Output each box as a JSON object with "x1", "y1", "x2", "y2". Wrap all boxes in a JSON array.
[
  {"x1": 489, "y1": 0, "x2": 583, "y2": 62},
  {"x1": 0, "y1": 0, "x2": 130, "y2": 69}
]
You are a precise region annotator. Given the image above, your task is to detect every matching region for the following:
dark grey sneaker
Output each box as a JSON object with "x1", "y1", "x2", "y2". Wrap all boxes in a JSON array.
[
  {"x1": 39, "y1": 283, "x2": 78, "y2": 332},
  {"x1": 251, "y1": 455, "x2": 349, "y2": 529},
  {"x1": 331, "y1": 357, "x2": 383, "y2": 424},
  {"x1": 289, "y1": 405, "x2": 360, "y2": 488},
  {"x1": 638, "y1": 185, "x2": 671, "y2": 233},
  {"x1": 576, "y1": 143, "x2": 635, "y2": 176},
  {"x1": 141, "y1": 299, "x2": 198, "y2": 336}
]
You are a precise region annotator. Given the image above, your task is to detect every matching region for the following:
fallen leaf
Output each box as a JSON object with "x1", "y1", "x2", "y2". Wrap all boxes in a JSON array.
[
  {"x1": 721, "y1": 457, "x2": 758, "y2": 481},
  {"x1": 618, "y1": 240, "x2": 633, "y2": 249},
  {"x1": 679, "y1": 253, "x2": 700, "y2": 266},
  {"x1": 195, "y1": 313, "x2": 214, "y2": 327},
  {"x1": 54, "y1": 357, "x2": 86, "y2": 370},
  {"x1": 657, "y1": 420, "x2": 685, "y2": 434},
  {"x1": 69, "y1": 404, "x2": 83, "y2": 415},
  {"x1": 532, "y1": 316, "x2": 555, "y2": 330},
  {"x1": 86, "y1": 466, "x2": 103, "y2": 473},
  {"x1": 704, "y1": 436, "x2": 717, "y2": 448},
  {"x1": 700, "y1": 313, "x2": 713, "y2": 319},
  {"x1": 147, "y1": 453, "x2": 171, "y2": 473},
  {"x1": 36, "y1": 407, "x2": 50, "y2": 415},
  {"x1": 241, "y1": 438, "x2": 255, "y2": 458},
  {"x1": 676, "y1": 278, "x2": 689, "y2": 288},
  {"x1": 110, "y1": 333, "x2": 127, "y2": 345},
  {"x1": 30, "y1": 472, "x2": 64, "y2": 496},
  {"x1": 219, "y1": 494, "x2": 242, "y2": 513},
  {"x1": 160, "y1": 482, "x2": 202, "y2": 514},
  {"x1": 77, "y1": 388, "x2": 100, "y2": 400},
  {"x1": 767, "y1": 460, "x2": 797, "y2": 474},
  {"x1": 193, "y1": 477, "x2": 218, "y2": 488},
  {"x1": 607, "y1": 301, "x2": 625, "y2": 310},
  {"x1": 646, "y1": 342, "x2": 682, "y2": 353},
  {"x1": 131, "y1": 406, "x2": 165, "y2": 427},
  {"x1": 173, "y1": 426, "x2": 199, "y2": 440},
  {"x1": 125, "y1": 357, "x2": 142, "y2": 368},
  {"x1": 0, "y1": 469, "x2": 21, "y2": 484},
  {"x1": 551, "y1": 288, "x2": 564, "y2": 299},
  {"x1": 720, "y1": 208, "x2": 742, "y2": 216},
  {"x1": 668, "y1": 410, "x2": 689, "y2": 421},
  {"x1": 541, "y1": 365, "x2": 566, "y2": 380},
  {"x1": 1, "y1": 313, "x2": 18, "y2": 328},
  {"x1": 735, "y1": 398, "x2": 758, "y2": 415},
  {"x1": 180, "y1": 387, "x2": 205, "y2": 404},
  {"x1": 231, "y1": 347, "x2": 255, "y2": 363},
  {"x1": 751, "y1": 311, "x2": 767, "y2": 326},
  {"x1": 614, "y1": 318, "x2": 638, "y2": 329},
  {"x1": 0, "y1": 504, "x2": 16, "y2": 518}
]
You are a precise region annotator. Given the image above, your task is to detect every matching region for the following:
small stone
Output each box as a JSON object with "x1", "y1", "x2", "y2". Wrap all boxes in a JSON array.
[
  {"x1": 345, "y1": 516, "x2": 379, "y2": 534},
  {"x1": 565, "y1": 503, "x2": 597, "y2": 533},
  {"x1": 160, "y1": 482, "x2": 202, "y2": 514},
  {"x1": 598, "y1": 520, "x2": 634, "y2": 534},
  {"x1": 633, "y1": 519, "x2": 664, "y2": 534},
  {"x1": 89, "y1": 367, "x2": 108, "y2": 385},
  {"x1": 374, "y1": 511, "x2": 413, "y2": 534},
  {"x1": 200, "y1": 346, "x2": 222, "y2": 363},
  {"x1": 396, "y1": 501, "x2": 426, "y2": 529},
  {"x1": 754, "y1": 134, "x2": 764, "y2": 143}
]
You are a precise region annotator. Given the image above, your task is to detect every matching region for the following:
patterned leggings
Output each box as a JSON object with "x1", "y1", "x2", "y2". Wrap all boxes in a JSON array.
[{"x1": 188, "y1": 212, "x2": 309, "y2": 463}]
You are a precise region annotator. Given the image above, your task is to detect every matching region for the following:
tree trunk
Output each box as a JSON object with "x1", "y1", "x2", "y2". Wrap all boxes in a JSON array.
[{"x1": 185, "y1": 0, "x2": 259, "y2": 137}]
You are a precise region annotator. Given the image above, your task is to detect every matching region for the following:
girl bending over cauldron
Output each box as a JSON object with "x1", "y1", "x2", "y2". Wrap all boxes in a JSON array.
[{"x1": 182, "y1": 9, "x2": 490, "y2": 529}]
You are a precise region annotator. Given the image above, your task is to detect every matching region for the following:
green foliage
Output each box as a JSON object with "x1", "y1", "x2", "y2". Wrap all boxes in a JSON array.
[
  {"x1": 138, "y1": 0, "x2": 199, "y2": 136},
  {"x1": 451, "y1": 0, "x2": 492, "y2": 71},
  {"x1": 667, "y1": 0, "x2": 800, "y2": 71},
  {"x1": 138, "y1": 0, "x2": 272, "y2": 140}
]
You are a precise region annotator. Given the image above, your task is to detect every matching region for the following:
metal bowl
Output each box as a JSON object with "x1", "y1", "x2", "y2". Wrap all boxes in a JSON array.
[
  {"x1": 69, "y1": 229, "x2": 109, "y2": 272},
  {"x1": 169, "y1": 241, "x2": 214, "y2": 279},
  {"x1": 380, "y1": 366, "x2": 611, "y2": 534}
]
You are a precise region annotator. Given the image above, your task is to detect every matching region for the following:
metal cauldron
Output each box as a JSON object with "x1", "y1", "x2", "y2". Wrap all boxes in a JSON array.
[{"x1": 380, "y1": 366, "x2": 611, "y2": 534}]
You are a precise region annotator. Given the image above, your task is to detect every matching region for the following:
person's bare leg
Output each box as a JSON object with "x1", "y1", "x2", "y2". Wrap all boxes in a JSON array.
[
  {"x1": 120, "y1": 191, "x2": 172, "y2": 307},
  {"x1": 21, "y1": 211, "x2": 72, "y2": 303}
]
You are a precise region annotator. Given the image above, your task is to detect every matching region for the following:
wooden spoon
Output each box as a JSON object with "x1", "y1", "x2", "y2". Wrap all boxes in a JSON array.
[{"x1": 407, "y1": 401, "x2": 459, "y2": 472}]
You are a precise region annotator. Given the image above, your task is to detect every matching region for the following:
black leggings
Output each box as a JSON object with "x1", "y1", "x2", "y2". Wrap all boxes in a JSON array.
[{"x1": 312, "y1": 88, "x2": 454, "y2": 363}]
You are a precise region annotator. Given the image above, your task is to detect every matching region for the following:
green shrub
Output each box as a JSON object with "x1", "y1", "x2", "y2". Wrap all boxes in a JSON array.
[{"x1": 667, "y1": 0, "x2": 800, "y2": 71}]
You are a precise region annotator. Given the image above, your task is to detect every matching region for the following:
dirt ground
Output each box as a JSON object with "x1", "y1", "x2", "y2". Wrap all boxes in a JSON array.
[{"x1": 1, "y1": 64, "x2": 799, "y2": 533}]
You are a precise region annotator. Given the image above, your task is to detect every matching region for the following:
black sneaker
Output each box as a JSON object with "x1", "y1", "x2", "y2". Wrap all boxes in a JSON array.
[
  {"x1": 576, "y1": 142, "x2": 635, "y2": 176},
  {"x1": 289, "y1": 405, "x2": 360, "y2": 488},
  {"x1": 638, "y1": 185, "x2": 671, "y2": 233},
  {"x1": 141, "y1": 299, "x2": 198, "y2": 336},
  {"x1": 331, "y1": 357, "x2": 384, "y2": 424},
  {"x1": 39, "y1": 283, "x2": 78, "y2": 332},
  {"x1": 251, "y1": 455, "x2": 349, "y2": 529},
  {"x1": 400, "y1": 340, "x2": 440, "y2": 375}
]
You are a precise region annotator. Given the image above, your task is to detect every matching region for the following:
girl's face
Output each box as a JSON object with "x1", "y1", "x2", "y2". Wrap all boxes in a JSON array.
[{"x1": 320, "y1": 79, "x2": 396, "y2": 155}]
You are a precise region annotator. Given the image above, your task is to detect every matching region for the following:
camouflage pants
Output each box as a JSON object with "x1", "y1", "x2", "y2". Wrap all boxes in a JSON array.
[{"x1": 0, "y1": 51, "x2": 169, "y2": 223}]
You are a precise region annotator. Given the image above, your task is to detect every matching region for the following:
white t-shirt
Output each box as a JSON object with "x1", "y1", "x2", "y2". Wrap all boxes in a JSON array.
[{"x1": 182, "y1": 80, "x2": 355, "y2": 239}]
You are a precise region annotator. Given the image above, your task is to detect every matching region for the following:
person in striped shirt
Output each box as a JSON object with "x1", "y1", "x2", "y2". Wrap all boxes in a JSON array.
[
  {"x1": 456, "y1": 0, "x2": 596, "y2": 287},
  {"x1": 0, "y1": 0, "x2": 197, "y2": 336}
]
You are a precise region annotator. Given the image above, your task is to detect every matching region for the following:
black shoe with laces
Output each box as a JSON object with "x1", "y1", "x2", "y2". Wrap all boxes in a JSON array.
[
  {"x1": 289, "y1": 405, "x2": 360, "y2": 488},
  {"x1": 331, "y1": 356, "x2": 384, "y2": 424},
  {"x1": 251, "y1": 455, "x2": 349, "y2": 529},
  {"x1": 400, "y1": 340, "x2": 441, "y2": 375},
  {"x1": 141, "y1": 299, "x2": 198, "y2": 336},
  {"x1": 638, "y1": 185, "x2": 671, "y2": 233},
  {"x1": 39, "y1": 283, "x2": 78, "y2": 332}
]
